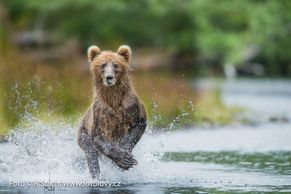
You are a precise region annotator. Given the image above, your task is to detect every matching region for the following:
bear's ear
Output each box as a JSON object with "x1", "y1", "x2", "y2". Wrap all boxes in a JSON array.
[
  {"x1": 87, "y1": 46, "x2": 101, "y2": 63},
  {"x1": 117, "y1": 45, "x2": 131, "y2": 62}
]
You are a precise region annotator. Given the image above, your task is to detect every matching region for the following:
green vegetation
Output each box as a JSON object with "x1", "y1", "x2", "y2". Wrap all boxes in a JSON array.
[{"x1": 1, "y1": 0, "x2": 291, "y2": 75}]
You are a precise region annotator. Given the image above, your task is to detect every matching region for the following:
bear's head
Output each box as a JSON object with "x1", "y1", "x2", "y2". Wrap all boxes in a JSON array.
[{"x1": 87, "y1": 45, "x2": 131, "y2": 87}]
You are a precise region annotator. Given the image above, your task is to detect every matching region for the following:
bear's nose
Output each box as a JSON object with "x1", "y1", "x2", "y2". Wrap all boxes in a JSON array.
[{"x1": 106, "y1": 76, "x2": 113, "y2": 81}]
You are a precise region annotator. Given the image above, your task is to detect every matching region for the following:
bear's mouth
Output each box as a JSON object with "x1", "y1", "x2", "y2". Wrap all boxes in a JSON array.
[
  {"x1": 104, "y1": 78, "x2": 116, "y2": 86},
  {"x1": 106, "y1": 81, "x2": 114, "y2": 86}
]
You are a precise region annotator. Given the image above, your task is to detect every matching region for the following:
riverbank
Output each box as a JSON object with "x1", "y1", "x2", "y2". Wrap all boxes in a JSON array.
[{"x1": 0, "y1": 51, "x2": 241, "y2": 137}]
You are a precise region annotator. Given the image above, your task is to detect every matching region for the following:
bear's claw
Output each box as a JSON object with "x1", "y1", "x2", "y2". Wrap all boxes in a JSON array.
[{"x1": 111, "y1": 148, "x2": 138, "y2": 170}]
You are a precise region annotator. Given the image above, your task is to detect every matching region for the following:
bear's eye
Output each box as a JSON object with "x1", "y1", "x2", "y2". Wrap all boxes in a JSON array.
[
  {"x1": 101, "y1": 63, "x2": 106, "y2": 69},
  {"x1": 113, "y1": 64, "x2": 118, "y2": 69}
]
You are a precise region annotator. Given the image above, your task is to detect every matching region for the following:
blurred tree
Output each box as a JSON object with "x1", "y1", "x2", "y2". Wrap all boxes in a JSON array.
[
  {"x1": 250, "y1": 0, "x2": 291, "y2": 75},
  {"x1": 1, "y1": 0, "x2": 291, "y2": 76}
]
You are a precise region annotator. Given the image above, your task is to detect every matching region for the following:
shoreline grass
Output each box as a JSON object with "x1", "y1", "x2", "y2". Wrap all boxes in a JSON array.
[{"x1": 0, "y1": 50, "x2": 241, "y2": 137}]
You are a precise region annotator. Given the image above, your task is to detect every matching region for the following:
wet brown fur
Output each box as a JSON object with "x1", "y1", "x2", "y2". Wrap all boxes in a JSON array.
[{"x1": 81, "y1": 48, "x2": 146, "y2": 141}]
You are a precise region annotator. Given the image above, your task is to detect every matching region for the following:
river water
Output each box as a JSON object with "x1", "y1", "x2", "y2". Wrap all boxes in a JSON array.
[{"x1": 0, "y1": 79, "x2": 290, "y2": 194}]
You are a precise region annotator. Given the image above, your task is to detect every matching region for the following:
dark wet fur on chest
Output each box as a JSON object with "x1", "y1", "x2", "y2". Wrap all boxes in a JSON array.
[{"x1": 94, "y1": 107, "x2": 131, "y2": 141}]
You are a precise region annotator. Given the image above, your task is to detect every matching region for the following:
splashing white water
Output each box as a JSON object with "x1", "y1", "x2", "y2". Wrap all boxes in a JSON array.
[{"x1": 0, "y1": 116, "x2": 166, "y2": 184}]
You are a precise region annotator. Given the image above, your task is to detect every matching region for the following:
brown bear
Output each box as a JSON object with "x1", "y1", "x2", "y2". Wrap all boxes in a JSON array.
[{"x1": 78, "y1": 45, "x2": 147, "y2": 179}]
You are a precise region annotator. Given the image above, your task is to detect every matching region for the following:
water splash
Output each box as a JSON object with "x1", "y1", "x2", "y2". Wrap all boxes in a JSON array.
[{"x1": 0, "y1": 116, "x2": 165, "y2": 184}]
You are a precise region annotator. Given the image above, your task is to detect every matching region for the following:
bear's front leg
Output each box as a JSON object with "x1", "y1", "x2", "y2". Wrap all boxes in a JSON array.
[
  {"x1": 85, "y1": 149, "x2": 100, "y2": 179},
  {"x1": 119, "y1": 103, "x2": 147, "y2": 152},
  {"x1": 78, "y1": 126, "x2": 100, "y2": 179},
  {"x1": 93, "y1": 132, "x2": 138, "y2": 170},
  {"x1": 119, "y1": 117, "x2": 146, "y2": 152}
]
